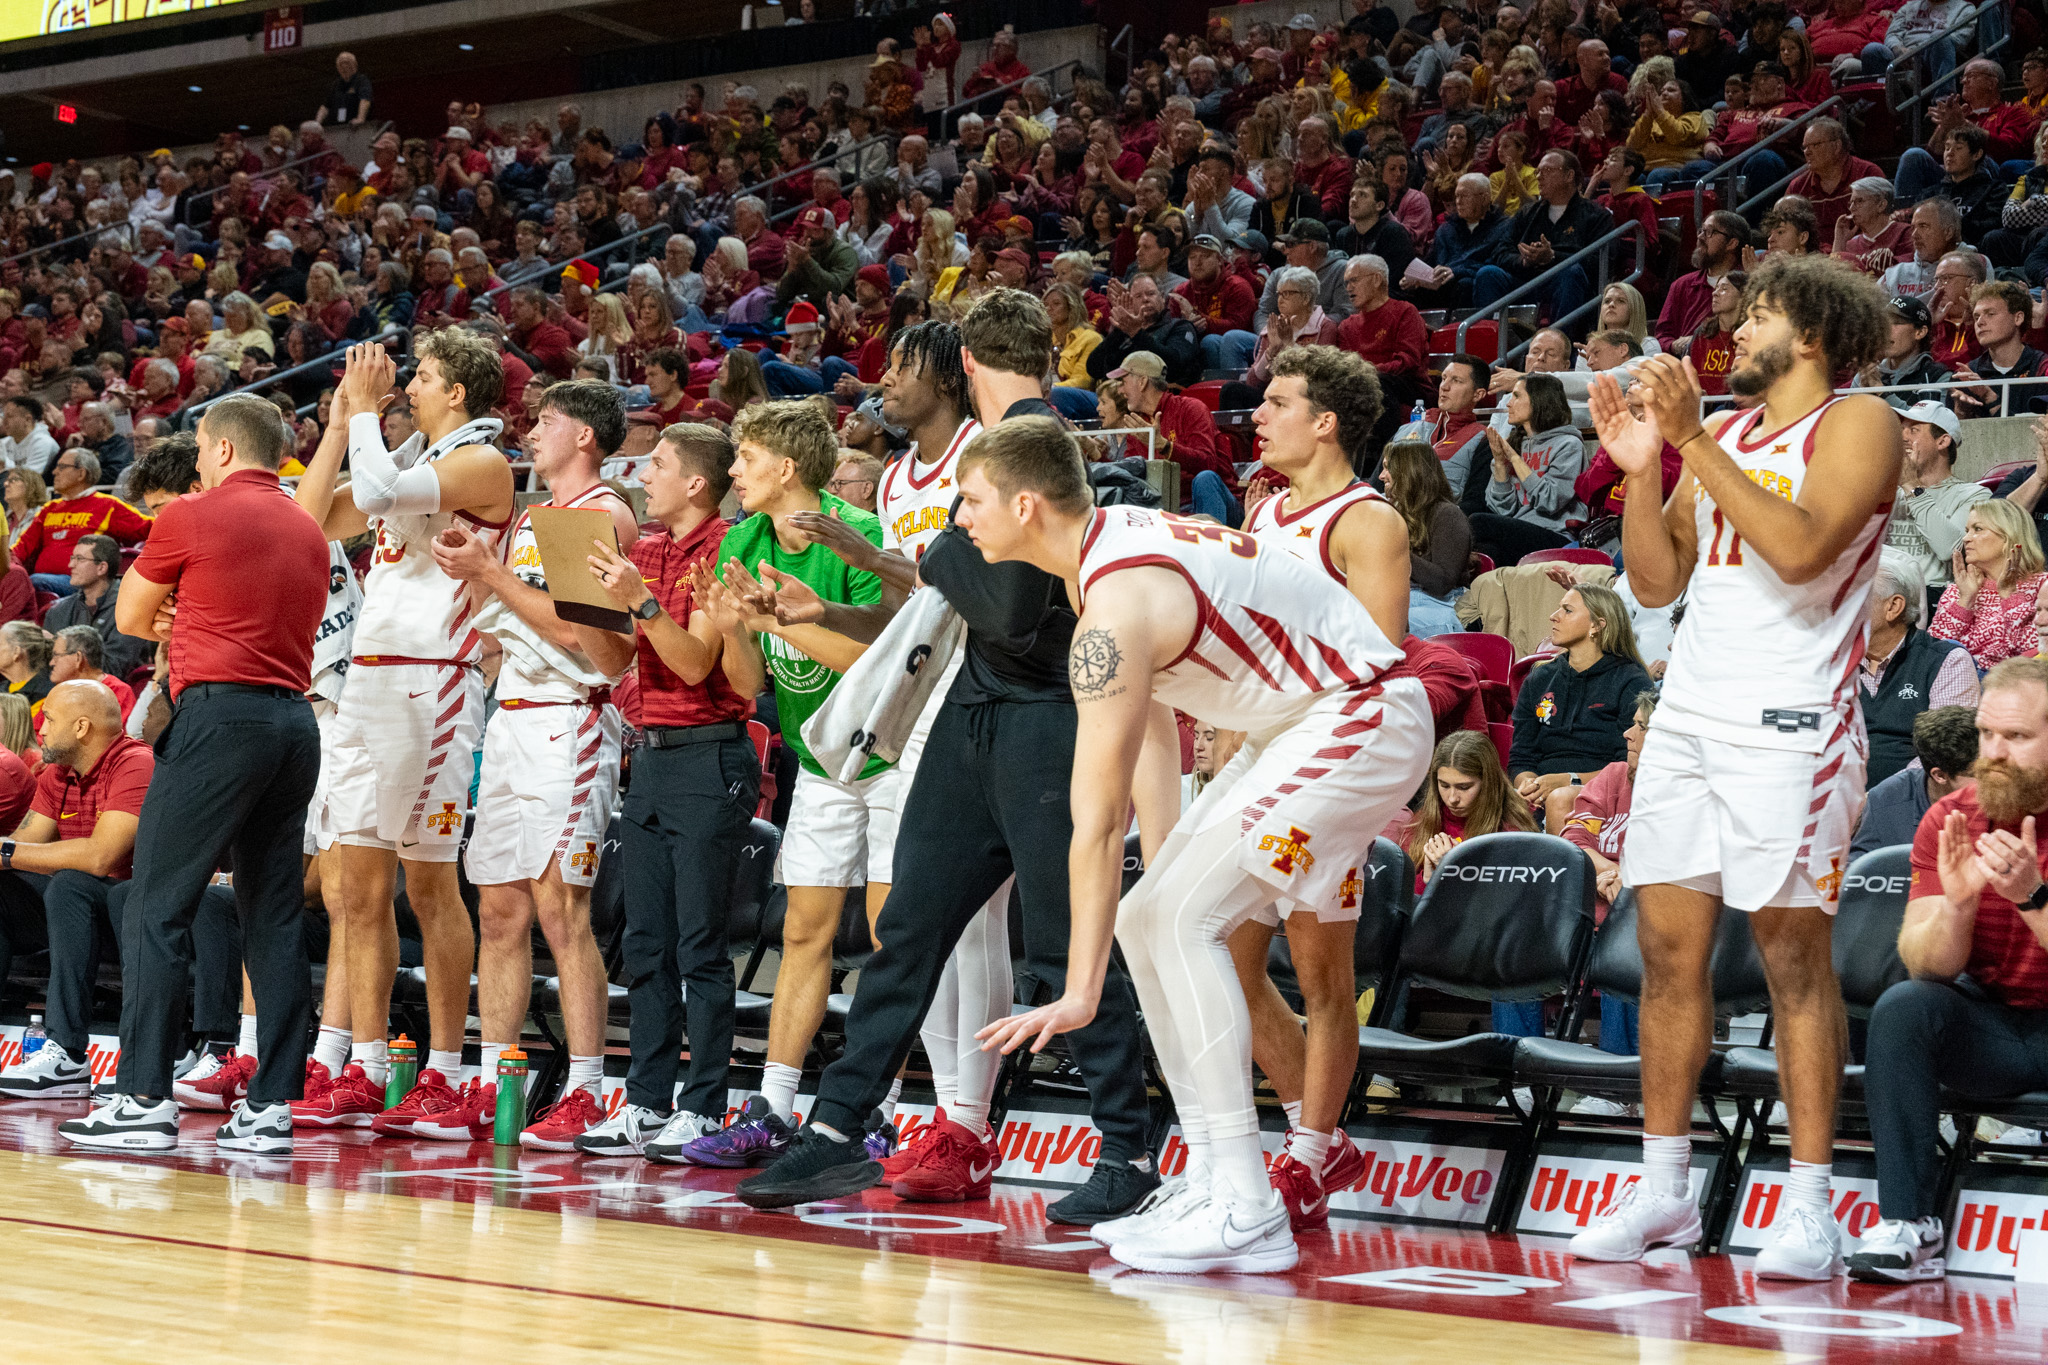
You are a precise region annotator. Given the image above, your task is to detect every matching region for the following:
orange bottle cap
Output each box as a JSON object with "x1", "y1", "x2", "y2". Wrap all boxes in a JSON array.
[{"x1": 501, "y1": 1048, "x2": 527, "y2": 1062}]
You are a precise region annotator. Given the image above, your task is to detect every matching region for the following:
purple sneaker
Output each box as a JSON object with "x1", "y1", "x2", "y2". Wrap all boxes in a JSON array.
[
  {"x1": 673, "y1": 1095, "x2": 794, "y2": 1168},
  {"x1": 864, "y1": 1108, "x2": 899, "y2": 1162}
]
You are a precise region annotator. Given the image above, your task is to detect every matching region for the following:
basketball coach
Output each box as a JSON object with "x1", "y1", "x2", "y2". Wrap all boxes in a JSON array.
[{"x1": 61, "y1": 393, "x2": 330, "y2": 1153}]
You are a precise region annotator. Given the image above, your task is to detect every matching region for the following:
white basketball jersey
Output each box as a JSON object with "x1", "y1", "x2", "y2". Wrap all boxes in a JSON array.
[
  {"x1": 351, "y1": 417, "x2": 511, "y2": 663},
  {"x1": 478, "y1": 483, "x2": 632, "y2": 703},
  {"x1": 880, "y1": 418, "x2": 980, "y2": 559},
  {"x1": 308, "y1": 541, "x2": 365, "y2": 703},
  {"x1": 1243, "y1": 480, "x2": 1386, "y2": 582},
  {"x1": 1658, "y1": 397, "x2": 1890, "y2": 754},
  {"x1": 1076, "y1": 506, "x2": 1403, "y2": 733}
]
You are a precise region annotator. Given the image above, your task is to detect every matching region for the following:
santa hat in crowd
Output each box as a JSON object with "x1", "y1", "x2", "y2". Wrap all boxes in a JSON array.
[
  {"x1": 563, "y1": 258, "x2": 600, "y2": 289},
  {"x1": 783, "y1": 300, "x2": 823, "y2": 333}
]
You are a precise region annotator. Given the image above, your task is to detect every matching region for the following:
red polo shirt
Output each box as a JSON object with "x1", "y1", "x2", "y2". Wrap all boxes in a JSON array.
[
  {"x1": 1911, "y1": 786, "x2": 2048, "y2": 1009},
  {"x1": 30, "y1": 735, "x2": 153, "y2": 879},
  {"x1": 1336, "y1": 299, "x2": 1428, "y2": 384},
  {"x1": 130, "y1": 468, "x2": 329, "y2": 698},
  {"x1": 627, "y1": 513, "x2": 753, "y2": 729},
  {"x1": 0, "y1": 746, "x2": 31, "y2": 833}
]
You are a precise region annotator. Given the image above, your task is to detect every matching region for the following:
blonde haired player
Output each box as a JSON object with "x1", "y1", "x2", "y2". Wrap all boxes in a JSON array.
[
  {"x1": 1572, "y1": 255, "x2": 1901, "y2": 1280},
  {"x1": 292, "y1": 334, "x2": 515, "y2": 1133},
  {"x1": 416, "y1": 378, "x2": 640, "y2": 1147}
]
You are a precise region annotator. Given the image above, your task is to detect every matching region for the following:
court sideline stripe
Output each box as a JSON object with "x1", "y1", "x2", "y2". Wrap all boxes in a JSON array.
[{"x1": 0, "y1": 1213, "x2": 1137, "y2": 1364}]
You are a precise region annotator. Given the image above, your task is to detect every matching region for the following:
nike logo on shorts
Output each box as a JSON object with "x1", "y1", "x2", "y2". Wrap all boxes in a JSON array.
[{"x1": 408, "y1": 691, "x2": 429, "y2": 700}]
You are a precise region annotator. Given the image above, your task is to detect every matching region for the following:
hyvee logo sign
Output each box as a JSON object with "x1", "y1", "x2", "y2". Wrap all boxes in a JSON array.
[
  {"x1": 1518, "y1": 1153, "x2": 1707, "y2": 1234},
  {"x1": 1946, "y1": 1188, "x2": 2048, "y2": 1277},
  {"x1": 1723, "y1": 1169, "x2": 1881, "y2": 1250},
  {"x1": 1325, "y1": 1138, "x2": 1505, "y2": 1224}
]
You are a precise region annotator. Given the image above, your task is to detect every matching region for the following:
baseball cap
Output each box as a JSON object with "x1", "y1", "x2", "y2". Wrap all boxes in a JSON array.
[
  {"x1": 444, "y1": 126, "x2": 471, "y2": 140},
  {"x1": 1003, "y1": 215, "x2": 1035, "y2": 236},
  {"x1": 1287, "y1": 12, "x2": 1318, "y2": 30},
  {"x1": 1901, "y1": 400, "x2": 1961, "y2": 442},
  {"x1": 1231, "y1": 228, "x2": 1270, "y2": 256},
  {"x1": 995, "y1": 247, "x2": 1032, "y2": 268},
  {"x1": 1887, "y1": 294, "x2": 1932, "y2": 329},
  {"x1": 409, "y1": 204, "x2": 438, "y2": 220},
  {"x1": 1107, "y1": 351, "x2": 1166, "y2": 381},
  {"x1": 1188, "y1": 234, "x2": 1225, "y2": 254},
  {"x1": 160, "y1": 317, "x2": 189, "y2": 335},
  {"x1": 795, "y1": 205, "x2": 832, "y2": 233},
  {"x1": 263, "y1": 231, "x2": 294, "y2": 251},
  {"x1": 1278, "y1": 219, "x2": 1330, "y2": 246},
  {"x1": 1688, "y1": 9, "x2": 1720, "y2": 26},
  {"x1": 625, "y1": 409, "x2": 663, "y2": 427},
  {"x1": 1752, "y1": 60, "x2": 1789, "y2": 78}
]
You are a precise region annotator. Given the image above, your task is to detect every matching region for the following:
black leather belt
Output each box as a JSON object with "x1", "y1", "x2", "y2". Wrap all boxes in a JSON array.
[
  {"x1": 179, "y1": 682, "x2": 306, "y2": 703},
  {"x1": 643, "y1": 719, "x2": 747, "y2": 748}
]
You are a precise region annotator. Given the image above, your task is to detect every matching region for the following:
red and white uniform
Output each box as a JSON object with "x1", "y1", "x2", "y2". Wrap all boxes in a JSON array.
[
  {"x1": 1625, "y1": 397, "x2": 1890, "y2": 910},
  {"x1": 465, "y1": 483, "x2": 630, "y2": 889},
  {"x1": 1078, "y1": 506, "x2": 1431, "y2": 914},
  {"x1": 880, "y1": 418, "x2": 979, "y2": 563},
  {"x1": 305, "y1": 542, "x2": 365, "y2": 856},
  {"x1": 1242, "y1": 479, "x2": 1398, "y2": 920},
  {"x1": 327, "y1": 417, "x2": 509, "y2": 862}
]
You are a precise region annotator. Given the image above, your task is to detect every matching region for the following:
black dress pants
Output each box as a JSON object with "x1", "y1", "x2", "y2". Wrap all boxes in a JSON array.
[{"x1": 809, "y1": 696, "x2": 1152, "y2": 1161}]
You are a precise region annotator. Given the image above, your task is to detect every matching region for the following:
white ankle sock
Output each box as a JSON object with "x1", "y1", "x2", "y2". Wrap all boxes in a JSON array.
[
  {"x1": 351, "y1": 1039, "x2": 389, "y2": 1086},
  {"x1": 237, "y1": 1013, "x2": 259, "y2": 1059},
  {"x1": 313, "y1": 1026, "x2": 350, "y2": 1074},
  {"x1": 567, "y1": 1054, "x2": 603, "y2": 1097},
  {"x1": 1642, "y1": 1133, "x2": 1692, "y2": 1198},
  {"x1": 880, "y1": 1077, "x2": 902, "y2": 1123},
  {"x1": 1786, "y1": 1159, "x2": 1832, "y2": 1215},
  {"x1": 1282, "y1": 1099, "x2": 1303, "y2": 1131},
  {"x1": 951, "y1": 1100, "x2": 991, "y2": 1138},
  {"x1": 1209, "y1": 1132, "x2": 1272, "y2": 1207},
  {"x1": 933, "y1": 1077, "x2": 957, "y2": 1117},
  {"x1": 1290, "y1": 1127, "x2": 1333, "y2": 1174},
  {"x1": 426, "y1": 1049, "x2": 463, "y2": 1082},
  {"x1": 478, "y1": 1043, "x2": 505, "y2": 1088},
  {"x1": 761, "y1": 1061, "x2": 802, "y2": 1121}
]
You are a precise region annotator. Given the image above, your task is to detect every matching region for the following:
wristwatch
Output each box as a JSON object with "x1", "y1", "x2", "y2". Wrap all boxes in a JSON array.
[
  {"x1": 3, "y1": 841, "x2": 16, "y2": 871},
  {"x1": 2027, "y1": 883, "x2": 2048, "y2": 912},
  {"x1": 633, "y1": 597, "x2": 661, "y2": 622}
]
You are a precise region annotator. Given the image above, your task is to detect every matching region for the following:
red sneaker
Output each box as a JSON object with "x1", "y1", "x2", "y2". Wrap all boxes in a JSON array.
[
  {"x1": 1269, "y1": 1151, "x2": 1329, "y2": 1231},
  {"x1": 521, "y1": 1086, "x2": 605, "y2": 1151},
  {"x1": 370, "y1": 1068, "x2": 463, "y2": 1138},
  {"x1": 292, "y1": 1062, "x2": 383, "y2": 1128},
  {"x1": 1322, "y1": 1130, "x2": 1366, "y2": 1194},
  {"x1": 892, "y1": 1117, "x2": 999, "y2": 1202},
  {"x1": 880, "y1": 1106, "x2": 944, "y2": 1179},
  {"x1": 413, "y1": 1079, "x2": 496, "y2": 1141},
  {"x1": 174, "y1": 1052, "x2": 254, "y2": 1111}
]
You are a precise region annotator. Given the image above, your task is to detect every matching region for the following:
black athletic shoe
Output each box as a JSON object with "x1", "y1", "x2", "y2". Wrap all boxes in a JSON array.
[
  {"x1": 1047, "y1": 1155, "x2": 1161, "y2": 1225},
  {"x1": 737, "y1": 1124, "x2": 885, "y2": 1209}
]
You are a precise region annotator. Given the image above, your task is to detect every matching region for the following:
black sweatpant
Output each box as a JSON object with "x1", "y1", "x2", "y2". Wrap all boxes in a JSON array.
[
  {"x1": 620, "y1": 732, "x2": 761, "y2": 1117},
  {"x1": 810, "y1": 697, "x2": 1152, "y2": 1161},
  {"x1": 1867, "y1": 977, "x2": 2048, "y2": 1221},
  {"x1": 117, "y1": 687, "x2": 319, "y2": 1106}
]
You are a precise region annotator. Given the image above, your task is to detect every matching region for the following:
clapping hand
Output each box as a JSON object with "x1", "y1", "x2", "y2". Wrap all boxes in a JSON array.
[
  {"x1": 1630, "y1": 355, "x2": 1707, "y2": 454},
  {"x1": 1977, "y1": 817, "x2": 2043, "y2": 907},
  {"x1": 717, "y1": 557, "x2": 781, "y2": 631},
  {"x1": 338, "y1": 341, "x2": 397, "y2": 419},
  {"x1": 1938, "y1": 808, "x2": 1990, "y2": 904},
  {"x1": 1587, "y1": 370, "x2": 1669, "y2": 478},
  {"x1": 689, "y1": 561, "x2": 745, "y2": 635}
]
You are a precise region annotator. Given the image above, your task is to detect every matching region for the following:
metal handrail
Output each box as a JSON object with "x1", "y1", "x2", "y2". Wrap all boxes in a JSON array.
[
  {"x1": 936, "y1": 58, "x2": 1083, "y2": 143},
  {"x1": 1109, "y1": 23, "x2": 1135, "y2": 85},
  {"x1": 189, "y1": 326, "x2": 405, "y2": 417},
  {"x1": 1692, "y1": 95, "x2": 1842, "y2": 232},
  {"x1": 190, "y1": 140, "x2": 364, "y2": 208},
  {"x1": 0, "y1": 218, "x2": 131, "y2": 269},
  {"x1": 743, "y1": 134, "x2": 892, "y2": 207},
  {"x1": 1835, "y1": 370, "x2": 2048, "y2": 419},
  {"x1": 1897, "y1": 0, "x2": 2010, "y2": 122},
  {"x1": 1454, "y1": 217, "x2": 1650, "y2": 368},
  {"x1": 478, "y1": 218, "x2": 676, "y2": 302}
]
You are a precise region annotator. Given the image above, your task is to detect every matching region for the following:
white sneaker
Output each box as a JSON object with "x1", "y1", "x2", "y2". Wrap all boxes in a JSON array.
[
  {"x1": 1568, "y1": 1179, "x2": 1703, "y2": 1261},
  {"x1": 1570, "y1": 1095, "x2": 1637, "y2": 1117},
  {"x1": 172, "y1": 1048, "x2": 203, "y2": 1081},
  {"x1": 1109, "y1": 1186, "x2": 1299, "y2": 1274},
  {"x1": 1497, "y1": 1087, "x2": 1535, "y2": 1112},
  {"x1": 1847, "y1": 1216, "x2": 1946, "y2": 1283},
  {"x1": 0, "y1": 1042, "x2": 90, "y2": 1098},
  {"x1": 59, "y1": 1095, "x2": 179, "y2": 1152},
  {"x1": 642, "y1": 1109, "x2": 721, "y2": 1163},
  {"x1": 1090, "y1": 1172, "x2": 1207, "y2": 1247},
  {"x1": 1754, "y1": 1203, "x2": 1844, "y2": 1280},
  {"x1": 216, "y1": 1101, "x2": 293, "y2": 1155},
  {"x1": 1765, "y1": 1102, "x2": 1789, "y2": 1128}
]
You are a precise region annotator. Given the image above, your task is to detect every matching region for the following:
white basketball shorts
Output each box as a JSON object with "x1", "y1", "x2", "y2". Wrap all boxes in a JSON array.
[
  {"x1": 304, "y1": 696, "x2": 341, "y2": 857},
  {"x1": 326, "y1": 661, "x2": 485, "y2": 864},
  {"x1": 776, "y1": 763, "x2": 902, "y2": 889},
  {"x1": 465, "y1": 699, "x2": 623, "y2": 888}
]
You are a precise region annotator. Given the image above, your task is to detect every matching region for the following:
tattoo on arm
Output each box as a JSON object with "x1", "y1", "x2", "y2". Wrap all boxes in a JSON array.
[{"x1": 1069, "y1": 627, "x2": 1125, "y2": 701}]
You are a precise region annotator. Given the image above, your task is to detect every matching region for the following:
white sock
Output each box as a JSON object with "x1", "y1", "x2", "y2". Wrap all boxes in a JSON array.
[
  {"x1": 427, "y1": 1049, "x2": 463, "y2": 1083},
  {"x1": 933, "y1": 1076, "x2": 958, "y2": 1117},
  {"x1": 951, "y1": 1099, "x2": 991, "y2": 1138},
  {"x1": 1208, "y1": 1132, "x2": 1272, "y2": 1207},
  {"x1": 1786, "y1": 1159, "x2": 1832, "y2": 1215},
  {"x1": 351, "y1": 1039, "x2": 389, "y2": 1086},
  {"x1": 567, "y1": 1054, "x2": 603, "y2": 1097},
  {"x1": 761, "y1": 1061, "x2": 802, "y2": 1121},
  {"x1": 478, "y1": 1042, "x2": 505, "y2": 1088},
  {"x1": 1290, "y1": 1127, "x2": 1333, "y2": 1174},
  {"x1": 312, "y1": 1026, "x2": 350, "y2": 1075},
  {"x1": 1282, "y1": 1099, "x2": 1303, "y2": 1131},
  {"x1": 237, "y1": 1013, "x2": 259, "y2": 1059},
  {"x1": 1177, "y1": 1103, "x2": 1211, "y2": 1187},
  {"x1": 880, "y1": 1077, "x2": 902, "y2": 1123},
  {"x1": 1642, "y1": 1133, "x2": 1692, "y2": 1198}
]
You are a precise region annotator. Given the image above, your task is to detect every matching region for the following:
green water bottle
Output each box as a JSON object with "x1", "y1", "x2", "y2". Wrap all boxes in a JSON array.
[
  {"x1": 384, "y1": 1035, "x2": 419, "y2": 1109},
  {"x1": 493, "y1": 1048, "x2": 528, "y2": 1144}
]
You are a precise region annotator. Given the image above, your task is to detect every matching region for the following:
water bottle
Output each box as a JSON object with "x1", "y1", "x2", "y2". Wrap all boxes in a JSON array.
[
  {"x1": 493, "y1": 1049, "x2": 529, "y2": 1145},
  {"x1": 1410, "y1": 400, "x2": 1426, "y2": 426},
  {"x1": 21, "y1": 1015, "x2": 44, "y2": 1058},
  {"x1": 384, "y1": 1034, "x2": 419, "y2": 1109}
]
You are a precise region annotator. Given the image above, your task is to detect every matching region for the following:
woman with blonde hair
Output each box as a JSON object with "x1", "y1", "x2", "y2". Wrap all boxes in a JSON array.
[
  {"x1": 577, "y1": 293, "x2": 633, "y2": 381},
  {"x1": 3, "y1": 468, "x2": 46, "y2": 548},
  {"x1": 1510, "y1": 581, "x2": 1654, "y2": 814},
  {"x1": 1043, "y1": 281, "x2": 1102, "y2": 397},
  {"x1": 0, "y1": 692, "x2": 33, "y2": 763},
  {"x1": 914, "y1": 208, "x2": 965, "y2": 297},
  {"x1": 1579, "y1": 282, "x2": 1659, "y2": 362},
  {"x1": 1932, "y1": 499, "x2": 2048, "y2": 672},
  {"x1": 205, "y1": 292, "x2": 274, "y2": 364},
  {"x1": 296, "y1": 261, "x2": 354, "y2": 346}
]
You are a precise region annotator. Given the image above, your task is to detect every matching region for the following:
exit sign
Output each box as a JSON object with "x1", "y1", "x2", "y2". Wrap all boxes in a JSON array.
[{"x1": 53, "y1": 104, "x2": 76, "y2": 124}]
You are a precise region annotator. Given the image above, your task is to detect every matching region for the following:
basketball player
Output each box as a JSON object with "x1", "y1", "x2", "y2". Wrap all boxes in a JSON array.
[
  {"x1": 415, "y1": 379, "x2": 639, "y2": 1146},
  {"x1": 749, "y1": 417, "x2": 1431, "y2": 1273},
  {"x1": 1231, "y1": 346, "x2": 1407, "y2": 1229},
  {"x1": 291, "y1": 334, "x2": 516, "y2": 1133},
  {"x1": 1570, "y1": 255, "x2": 1900, "y2": 1278}
]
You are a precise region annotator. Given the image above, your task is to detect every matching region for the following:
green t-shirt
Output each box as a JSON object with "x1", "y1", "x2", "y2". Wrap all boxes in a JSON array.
[{"x1": 716, "y1": 492, "x2": 888, "y2": 779}]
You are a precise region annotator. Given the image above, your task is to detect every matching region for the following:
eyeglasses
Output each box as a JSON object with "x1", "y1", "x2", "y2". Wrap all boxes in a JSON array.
[{"x1": 827, "y1": 477, "x2": 875, "y2": 493}]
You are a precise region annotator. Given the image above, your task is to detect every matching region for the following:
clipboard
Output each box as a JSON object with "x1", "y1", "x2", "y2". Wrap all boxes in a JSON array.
[{"x1": 528, "y1": 504, "x2": 633, "y2": 634}]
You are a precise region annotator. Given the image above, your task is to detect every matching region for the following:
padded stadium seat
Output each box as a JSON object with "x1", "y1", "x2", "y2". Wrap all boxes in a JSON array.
[
  {"x1": 1982, "y1": 459, "x2": 2030, "y2": 492},
  {"x1": 32, "y1": 590, "x2": 53, "y2": 625},
  {"x1": 1181, "y1": 380, "x2": 1226, "y2": 411},
  {"x1": 1356, "y1": 1027, "x2": 1522, "y2": 1086},
  {"x1": 1434, "y1": 631, "x2": 1513, "y2": 684},
  {"x1": 1520, "y1": 547, "x2": 1613, "y2": 567},
  {"x1": 1508, "y1": 652, "x2": 1548, "y2": 704},
  {"x1": 1487, "y1": 721, "x2": 1513, "y2": 771}
]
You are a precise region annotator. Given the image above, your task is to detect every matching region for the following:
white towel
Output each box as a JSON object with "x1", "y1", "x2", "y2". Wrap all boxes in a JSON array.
[{"x1": 801, "y1": 588, "x2": 965, "y2": 783}]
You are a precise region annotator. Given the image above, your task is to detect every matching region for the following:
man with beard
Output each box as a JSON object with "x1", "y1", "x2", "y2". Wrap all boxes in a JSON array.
[
  {"x1": 1848, "y1": 658, "x2": 2048, "y2": 1283},
  {"x1": 1572, "y1": 255, "x2": 1901, "y2": 1280}
]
